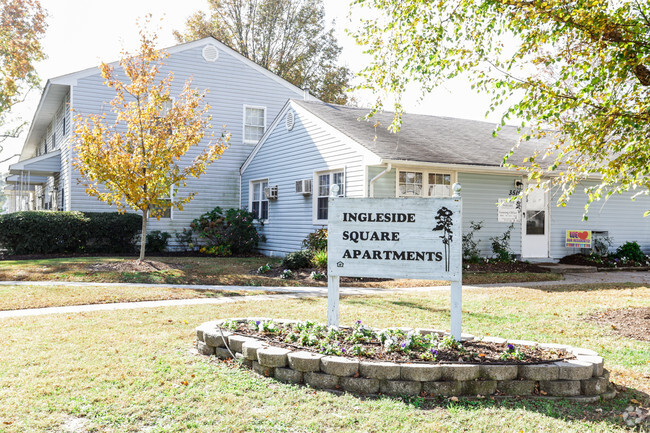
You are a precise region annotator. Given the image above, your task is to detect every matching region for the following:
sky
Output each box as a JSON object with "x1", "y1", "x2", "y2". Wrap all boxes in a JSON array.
[{"x1": 0, "y1": 0, "x2": 495, "y2": 173}]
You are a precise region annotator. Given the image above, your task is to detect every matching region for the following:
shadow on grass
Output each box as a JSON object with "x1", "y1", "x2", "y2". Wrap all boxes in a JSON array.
[
  {"x1": 529, "y1": 283, "x2": 645, "y2": 293},
  {"x1": 378, "y1": 385, "x2": 648, "y2": 431}
]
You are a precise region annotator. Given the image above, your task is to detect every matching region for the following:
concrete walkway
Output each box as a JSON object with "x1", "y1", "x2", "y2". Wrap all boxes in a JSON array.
[{"x1": 0, "y1": 270, "x2": 647, "y2": 319}]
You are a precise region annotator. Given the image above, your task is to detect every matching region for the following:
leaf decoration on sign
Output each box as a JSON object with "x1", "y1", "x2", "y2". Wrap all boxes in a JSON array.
[{"x1": 433, "y1": 206, "x2": 454, "y2": 272}]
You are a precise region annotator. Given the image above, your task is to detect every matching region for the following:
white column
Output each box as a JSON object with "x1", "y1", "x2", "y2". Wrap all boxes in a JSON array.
[
  {"x1": 327, "y1": 183, "x2": 340, "y2": 328},
  {"x1": 451, "y1": 183, "x2": 463, "y2": 340}
]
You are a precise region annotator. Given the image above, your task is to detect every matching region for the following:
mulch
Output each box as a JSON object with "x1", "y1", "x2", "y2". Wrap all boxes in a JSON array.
[
  {"x1": 463, "y1": 261, "x2": 551, "y2": 274},
  {"x1": 230, "y1": 323, "x2": 574, "y2": 365},
  {"x1": 588, "y1": 307, "x2": 650, "y2": 342},
  {"x1": 88, "y1": 260, "x2": 175, "y2": 273}
]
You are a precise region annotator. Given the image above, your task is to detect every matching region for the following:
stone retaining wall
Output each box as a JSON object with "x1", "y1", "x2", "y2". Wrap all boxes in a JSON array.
[{"x1": 196, "y1": 318, "x2": 614, "y2": 402}]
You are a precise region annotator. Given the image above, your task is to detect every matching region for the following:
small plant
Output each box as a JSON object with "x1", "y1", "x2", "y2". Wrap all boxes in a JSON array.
[
  {"x1": 145, "y1": 230, "x2": 171, "y2": 253},
  {"x1": 462, "y1": 220, "x2": 483, "y2": 262},
  {"x1": 200, "y1": 244, "x2": 232, "y2": 256},
  {"x1": 257, "y1": 263, "x2": 272, "y2": 274},
  {"x1": 319, "y1": 341, "x2": 343, "y2": 356},
  {"x1": 310, "y1": 271, "x2": 326, "y2": 281},
  {"x1": 248, "y1": 319, "x2": 278, "y2": 334},
  {"x1": 174, "y1": 228, "x2": 196, "y2": 252},
  {"x1": 490, "y1": 223, "x2": 515, "y2": 262},
  {"x1": 419, "y1": 348, "x2": 439, "y2": 361},
  {"x1": 349, "y1": 344, "x2": 374, "y2": 357},
  {"x1": 500, "y1": 343, "x2": 526, "y2": 361},
  {"x1": 615, "y1": 241, "x2": 647, "y2": 263},
  {"x1": 221, "y1": 319, "x2": 239, "y2": 331},
  {"x1": 346, "y1": 320, "x2": 377, "y2": 344},
  {"x1": 311, "y1": 250, "x2": 328, "y2": 269},
  {"x1": 302, "y1": 228, "x2": 328, "y2": 252},
  {"x1": 280, "y1": 269, "x2": 294, "y2": 279},
  {"x1": 281, "y1": 250, "x2": 313, "y2": 270},
  {"x1": 438, "y1": 335, "x2": 463, "y2": 351}
]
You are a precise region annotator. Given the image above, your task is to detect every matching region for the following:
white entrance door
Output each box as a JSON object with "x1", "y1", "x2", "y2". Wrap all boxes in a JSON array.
[{"x1": 521, "y1": 186, "x2": 549, "y2": 258}]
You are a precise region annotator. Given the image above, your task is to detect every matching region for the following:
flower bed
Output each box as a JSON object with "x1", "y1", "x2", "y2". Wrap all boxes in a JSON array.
[{"x1": 196, "y1": 318, "x2": 615, "y2": 401}]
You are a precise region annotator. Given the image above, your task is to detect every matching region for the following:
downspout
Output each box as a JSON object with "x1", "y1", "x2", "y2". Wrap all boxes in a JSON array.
[{"x1": 369, "y1": 163, "x2": 392, "y2": 198}]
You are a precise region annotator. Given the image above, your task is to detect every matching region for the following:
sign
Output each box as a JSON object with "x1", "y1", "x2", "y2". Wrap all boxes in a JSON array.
[
  {"x1": 566, "y1": 230, "x2": 592, "y2": 248},
  {"x1": 328, "y1": 198, "x2": 462, "y2": 280},
  {"x1": 327, "y1": 192, "x2": 464, "y2": 340},
  {"x1": 497, "y1": 198, "x2": 521, "y2": 223}
]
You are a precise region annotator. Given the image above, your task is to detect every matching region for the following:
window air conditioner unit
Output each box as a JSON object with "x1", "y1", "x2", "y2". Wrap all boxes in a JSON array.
[
  {"x1": 264, "y1": 185, "x2": 278, "y2": 200},
  {"x1": 295, "y1": 179, "x2": 312, "y2": 195}
]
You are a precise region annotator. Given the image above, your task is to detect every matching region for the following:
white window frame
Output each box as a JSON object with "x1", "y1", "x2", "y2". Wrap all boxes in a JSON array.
[
  {"x1": 313, "y1": 168, "x2": 345, "y2": 224},
  {"x1": 249, "y1": 178, "x2": 269, "y2": 222},
  {"x1": 242, "y1": 105, "x2": 266, "y2": 144},
  {"x1": 150, "y1": 185, "x2": 175, "y2": 219},
  {"x1": 396, "y1": 168, "x2": 456, "y2": 198}
]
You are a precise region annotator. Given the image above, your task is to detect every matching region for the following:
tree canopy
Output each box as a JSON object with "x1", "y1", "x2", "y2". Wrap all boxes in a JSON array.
[
  {"x1": 175, "y1": 0, "x2": 352, "y2": 105},
  {"x1": 74, "y1": 27, "x2": 229, "y2": 260},
  {"x1": 0, "y1": 0, "x2": 47, "y2": 147},
  {"x1": 352, "y1": 0, "x2": 650, "y2": 214}
]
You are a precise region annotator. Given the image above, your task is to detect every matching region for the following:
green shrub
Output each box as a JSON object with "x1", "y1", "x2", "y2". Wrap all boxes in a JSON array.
[
  {"x1": 174, "y1": 228, "x2": 196, "y2": 252},
  {"x1": 490, "y1": 223, "x2": 515, "y2": 262},
  {"x1": 191, "y1": 207, "x2": 265, "y2": 255},
  {"x1": 281, "y1": 250, "x2": 313, "y2": 270},
  {"x1": 0, "y1": 211, "x2": 141, "y2": 255},
  {"x1": 303, "y1": 228, "x2": 328, "y2": 252},
  {"x1": 462, "y1": 220, "x2": 483, "y2": 262},
  {"x1": 84, "y1": 212, "x2": 141, "y2": 253},
  {"x1": 615, "y1": 241, "x2": 646, "y2": 263},
  {"x1": 311, "y1": 250, "x2": 328, "y2": 269},
  {"x1": 146, "y1": 230, "x2": 171, "y2": 253}
]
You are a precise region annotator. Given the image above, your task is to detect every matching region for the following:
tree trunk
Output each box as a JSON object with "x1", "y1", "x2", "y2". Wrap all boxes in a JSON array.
[{"x1": 139, "y1": 209, "x2": 148, "y2": 261}]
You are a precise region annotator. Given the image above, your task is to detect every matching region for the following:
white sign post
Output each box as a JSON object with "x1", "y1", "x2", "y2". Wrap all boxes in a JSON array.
[{"x1": 327, "y1": 184, "x2": 463, "y2": 340}]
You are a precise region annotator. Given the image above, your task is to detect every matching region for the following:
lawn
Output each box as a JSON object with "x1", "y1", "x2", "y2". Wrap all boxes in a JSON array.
[
  {"x1": 0, "y1": 283, "x2": 647, "y2": 432},
  {"x1": 0, "y1": 256, "x2": 561, "y2": 288},
  {"x1": 0, "y1": 284, "x2": 268, "y2": 311}
]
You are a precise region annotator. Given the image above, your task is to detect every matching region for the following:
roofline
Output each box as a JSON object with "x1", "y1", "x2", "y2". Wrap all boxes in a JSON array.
[
  {"x1": 20, "y1": 81, "x2": 70, "y2": 160},
  {"x1": 240, "y1": 100, "x2": 383, "y2": 174},
  {"x1": 240, "y1": 100, "x2": 292, "y2": 174},
  {"x1": 379, "y1": 159, "x2": 520, "y2": 175},
  {"x1": 48, "y1": 37, "x2": 310, "y2": 99}
]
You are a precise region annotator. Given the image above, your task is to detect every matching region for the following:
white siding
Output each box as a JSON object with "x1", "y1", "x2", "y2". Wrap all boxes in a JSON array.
[
  {"x1": 66, "y1": 43, "x2": 302, "y2": 239},
  {"x1": 241, "y1": 107, "x2": 367, "y2": 256},
  {"x1": 550, "y1": 185, "x2": 650, "y2": 256},
  {"x1": 458, "y1": 172, "x2": 523, "y2": 258}
]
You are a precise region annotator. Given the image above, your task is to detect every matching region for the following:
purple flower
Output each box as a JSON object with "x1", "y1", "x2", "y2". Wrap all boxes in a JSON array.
[
  {"x1": 355, "y1": 319, "x2": 362, "y2": 325},
  {"x1": 507, "y1": 344, "x2": 515, "y2": 351},
  {"x1": 255, "y1": 321, "x2": 261, "y2": 326},
  {"x1": 400, "y1": 342, "x2": 407, "y2": 348},
  {"x1": 341, "y1": 348, "x2": 346, "y2": 353},
  {"x1": 430, "y1": 349, "x2": 438, "y2": 355}
]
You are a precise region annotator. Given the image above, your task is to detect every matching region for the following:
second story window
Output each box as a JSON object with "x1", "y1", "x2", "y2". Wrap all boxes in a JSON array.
[{"x1": 243, "y1": 106, "x2": 266, "y2": 144}]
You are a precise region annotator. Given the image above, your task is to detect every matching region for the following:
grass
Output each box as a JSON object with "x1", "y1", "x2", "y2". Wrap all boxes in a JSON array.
[
  {"x1": 0, "y1": 256, "x2": 561, "y2": 289},
  {"x1": 0, "y1": 284, "x2": 267, "y2": 311},
  {"x1": 0, "y1": 284, "x2": 648, "y2": 432}
]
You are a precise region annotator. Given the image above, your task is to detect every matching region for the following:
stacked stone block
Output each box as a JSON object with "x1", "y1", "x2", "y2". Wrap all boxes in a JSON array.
[{"x1": 196, "y1": 318, "x2": 614, "y2": 401}]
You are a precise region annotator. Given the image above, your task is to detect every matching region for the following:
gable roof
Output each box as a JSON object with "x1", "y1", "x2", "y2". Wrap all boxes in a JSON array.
[
  {"x1": 20, "y1": 37, "x2": 312, "y2": 160},
  {"x1": 291, "y1": 100, "x2": 552, "y2": 168}
]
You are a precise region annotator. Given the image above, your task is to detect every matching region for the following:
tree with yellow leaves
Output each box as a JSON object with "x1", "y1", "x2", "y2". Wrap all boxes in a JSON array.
[{"x1": 74, "y1": 27, "x2": 229, "y2": 260}]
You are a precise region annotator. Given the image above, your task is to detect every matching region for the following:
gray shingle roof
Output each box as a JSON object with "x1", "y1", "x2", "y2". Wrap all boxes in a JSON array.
[{"x1": 293, "y1": 100, "x2": 550, "y2": 167}]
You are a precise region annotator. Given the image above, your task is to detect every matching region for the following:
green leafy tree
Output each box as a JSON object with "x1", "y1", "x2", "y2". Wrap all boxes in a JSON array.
[
  {"x1": 352, "y1": 0, "x2": 650, "y2": 214},
  {"x1": 174, "y1": 0, "x2": 352, "y2": 104},
  {"x1": 0, "y1": 0, "x2": 47, "y2": 149}
]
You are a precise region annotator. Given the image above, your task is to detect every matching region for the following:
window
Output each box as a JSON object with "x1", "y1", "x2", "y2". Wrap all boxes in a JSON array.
[
  {"x1": 315, "y1": 170, "x2": 344, "y2": 222},
  {"x1": 250, "y1": 180, "x2": 269, "y2": 220},
  {"x1": 397, "y1": 170, "x2": 453, "y2": 197},
  {"x1": 243, "y1": 106, "x2": 266, "y2": 144},
  {"x1": 428, "y1": 173, "x2": 451, "y2": 197},
  {"x1": 150, "y1": 185, "x2": 174, "y2": 219}
]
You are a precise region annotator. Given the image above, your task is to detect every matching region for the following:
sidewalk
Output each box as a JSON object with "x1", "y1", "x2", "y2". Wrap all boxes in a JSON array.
[{"x1": 0, "y1": 270, "x2": 647, "y2": 319}]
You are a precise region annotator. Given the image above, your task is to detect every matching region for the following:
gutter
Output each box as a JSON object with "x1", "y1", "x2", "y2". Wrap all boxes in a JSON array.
[{"x1": 369, "y1": 163, "x2": 392, "y2": 197}]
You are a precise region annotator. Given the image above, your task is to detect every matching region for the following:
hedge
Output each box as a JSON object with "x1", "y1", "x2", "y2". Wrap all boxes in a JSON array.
[{"x1": 0, "y1": 211, "x2": 142, "y2": 255}]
